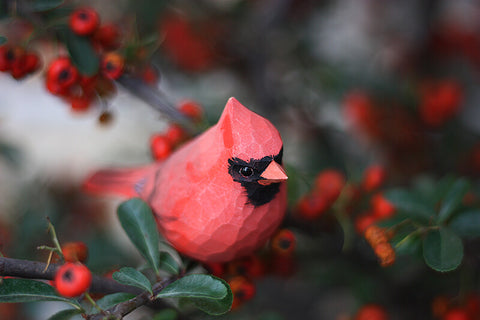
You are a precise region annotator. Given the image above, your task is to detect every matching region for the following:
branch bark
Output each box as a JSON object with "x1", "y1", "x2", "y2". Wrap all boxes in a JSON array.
[{"x1": 0, "y1": 257, "x2": 142, "y2": 295}]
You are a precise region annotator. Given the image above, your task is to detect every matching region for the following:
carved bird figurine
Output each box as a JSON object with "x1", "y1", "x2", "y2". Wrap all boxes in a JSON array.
[{"x1": 84, "y1": 97, "x2": 288, "y2": 262}]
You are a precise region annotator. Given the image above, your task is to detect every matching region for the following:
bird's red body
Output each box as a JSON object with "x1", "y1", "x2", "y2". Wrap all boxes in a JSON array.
[{"x1": 84, "y1": 98, "x2": 287, "y2": 262}]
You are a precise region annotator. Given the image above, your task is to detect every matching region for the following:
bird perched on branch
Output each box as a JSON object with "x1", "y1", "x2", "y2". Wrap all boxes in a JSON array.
[{"x1": 84, "y1": 97, "x2": 287, "y2": 262}]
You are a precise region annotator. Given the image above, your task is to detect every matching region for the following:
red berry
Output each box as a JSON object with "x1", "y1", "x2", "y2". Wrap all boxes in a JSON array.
[
  {"x1": 0, "y1": 45, "x2": 14, "y2": 71},
  {"x1": 62, "y1": 242, "x2": 88, "y2": 263},
  {"x1": 443, "y1": 308, "x2": 472, "y2": 320},
  {"x1": 94, "y1": 23, "x2": 120, "y2": 49},
  {"x1": 69, "y1": 93, "x2": 93, "y2": 112},
  {"x1": 371, "y1": 193, "x2": 396, "y2": 219},
  {"x1": 46, "y1": 57, "x2": 78, "y2": 94},
  {"x1": 355, "y1": 212, "x2": 379, "y2": 234},
  {"x1": 150, "y1": 134, "x2": 172, "y2": 160},
  {"x1": 140, "y1": 65, "x2": 159, "y2": 84},
  {"x1": 419, "y1": 79, "x2": 463, "y2": 127},
  {"x1": 296, "y1": 193, "x2": 330, "y2": 220},
  {"x1": 101, "y1": 52, "x2": 124, "y2": 80},
  {"x1": 432, "y1": 295, "x2": 450, "y2": 318},
  {"x1": 314, "y1": 169, "x2": 346, "y2": 203},
  {"x1": 54, "y1": 263, "x2": 92, "y2": 298},
  {"x1": 203, "y1": 262, "x2": 225, "y2": 278},
  {"x1": 270, "y1": 228, "x2": 296, "y2": 256},
  {"x1": 228, "y1": 276, "x2": 256, "y2": 310},
  {"x1": 362, "y1": 165, "x2": 386, "y2": 192},
  {"x1": 24, "y1": 52, "x2": 40, "y2": 73},
  {"x1": 355, "y1": 304, "x2": 388, "y2": 320},
  {"x1": 165, "y1": 124, "x2": 187, "y2": 146},
  {"x1": 69, "y1": 7, "x2": 100, "y2": 36},
  {"x1": 178, "y1": 100, "x2": 203, "y2": 121}
]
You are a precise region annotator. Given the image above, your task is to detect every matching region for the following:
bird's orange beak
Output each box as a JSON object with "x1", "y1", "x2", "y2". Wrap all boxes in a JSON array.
[{"x1": 258, "y1": 161, "x2": 288, "y2": 185}]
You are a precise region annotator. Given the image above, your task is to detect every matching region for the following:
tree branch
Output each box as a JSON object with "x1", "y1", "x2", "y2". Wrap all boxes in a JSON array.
[{"x1": 0, "y1": 257, "x2": 142, "y2": 295}]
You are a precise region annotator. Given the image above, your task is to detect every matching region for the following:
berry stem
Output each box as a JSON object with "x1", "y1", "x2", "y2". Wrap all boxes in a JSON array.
[
  {"x1": 46, "y1": 217, "x2": 64, "y2": 261},
  {"x1": 85, "y1": 292, "x2": 104, "y2": 313}
]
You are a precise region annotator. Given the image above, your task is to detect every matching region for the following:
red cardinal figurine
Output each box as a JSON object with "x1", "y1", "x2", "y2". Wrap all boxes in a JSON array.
[{"x1": 84, "y1": 97, "x2": 287, "y2": 262}]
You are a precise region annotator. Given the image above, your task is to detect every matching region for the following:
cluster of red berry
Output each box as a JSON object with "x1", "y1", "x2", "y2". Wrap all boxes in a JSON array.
[
  {"x1": 432, "y1": 293, "x2": 480, "y2": 320},
  {"x1": 51, "y1": 241, "x2": 91, "y2": 298},
  {"x1": 203, "y1": 228, "x2": 297, "y2": 310},
  {"x1": 150, "y1": 100, "x2": 204, "y2": 160},
  {"x1": 0, "y1": 46, "x2": 40, "y2": 79}
]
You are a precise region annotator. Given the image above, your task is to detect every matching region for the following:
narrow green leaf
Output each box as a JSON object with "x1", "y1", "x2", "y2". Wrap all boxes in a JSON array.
[
  {"x1": 157, "y1": 274, "x2": 232, "y2": 315},
  {"x1": 33, "y1": 0, "x2": 64, "y2": 11},
  {"x1": 423, "y1": 228, "x2": 463, "y2": 272},
  {"x1": 449, "y1": 209, "x2": 480, "y2": 238},
  {"x1": 61, "y1": 28, "x2": 99, "y2": 76},
  {"x1": 0, "y1": 36, "x2": 6, "y2": 45},
  {"x1": 384, "y1": 189, "x2": 435, "y2": 223},
  {"x1": 95, "y1": 292, "x2": 135, "y2": 310},
  {"x1": 0, "y1": 279, "x2": 81, "y2": 309},
  {"x1": 153, "y1": 308, "x2": 178, "y2": 320},
  {"x1": 437, "y1": 178, "x2": 470, "y2": 223},
  {"x1": 160, "y1": 251, "x2": 180, "y2": 275},
  {"x1": 48, "y1": 309, "x2": 83, "y2": 320},
  {"x1": 112, "y1": 267, "x2": 153, "y2": 294},
  {"x1": 117, "y1": 198, "x2": 160, "y2": 274}
]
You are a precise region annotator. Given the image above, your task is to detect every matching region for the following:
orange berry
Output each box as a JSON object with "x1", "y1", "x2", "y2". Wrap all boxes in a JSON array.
[
  {"x1": 150, "y1": 134, "x2": 172, "y2": 160},
  {"x1": 374, "y1": 242, "x2": 396, "y2": 267},
  {"x1": 371, "y1": 193, "x2": 396, "y2": 219},
  {"x1": 270, "y1": 228, "x2": 296, "y2": 256},
  {"x1": 54, "y1": 263, "x2": 92, "y2": 298},
  {"x1": 362, "y1": 165, "x2": 386, "y2": 192},
  {"x1": 364, "y1": 225, "x2": 388, "y2": 248},
  {"x1": 61, "y1": 242, "x2": 88, "y2": 263},
  {"x1": 101, "y1": 52, "x2": 124, "y2": 80},
  {"x1": 355, "y1": 304, "x2": 389, "y2": 320}
]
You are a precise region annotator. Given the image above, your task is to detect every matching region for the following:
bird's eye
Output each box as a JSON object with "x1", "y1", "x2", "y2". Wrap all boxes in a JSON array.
[{"x1": 239, "y1": 166, "x2": 254, "y2": 177}]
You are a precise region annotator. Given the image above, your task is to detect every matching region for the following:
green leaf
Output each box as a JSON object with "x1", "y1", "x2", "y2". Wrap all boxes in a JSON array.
[
  {"x1": 0, "y1": 36, "x2": 6, "y2": 45},
  {"x1": 112, "y1": 267, "x2": 153, "y2": 294},
  {"x1": 384, "y1": 189, "x2": 435, "y2": 223},
  {"x1": 449, "y1": 209, "x2": 480, "y2": 238},
  {"x1": 153, "y1": 308, "x2": 178, "y2": 320},
  {"x1": 33, "y1": 0, "x2": 64, "y2": 11},
  {"x1": 48, "y1": 309, "x2": 83, "y2": 320},
  {"x1": 95, "y1": 292, "x2": 136, "y2": 310},
  {"x1": 437, "y1": 178, "x2": 470, "y2": 223},
  {"x1": 160, "y1": 251, "x2": 180, "y2": 275},
  {"x1": 157, "y1": 274, "x2": 232, "y2": 315},
  {"x1": 117, "y1": 198, "x2": 160, "y2": 274},
  {"x1": 0, "y1": 279, "x2": 81, "y2": 309},
  {"x1": 61, "y1": 28, "x2": 99, "y2": 76},
  {"x1": 423, "y1": 228, "x2": 464, "y2": 272}
]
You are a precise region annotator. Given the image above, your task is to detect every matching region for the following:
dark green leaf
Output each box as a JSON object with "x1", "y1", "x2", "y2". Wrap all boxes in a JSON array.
[
  {"x1": 0, "y1": 279, "x2": 81, "y2": 309},
  {"x1": 112, "y1": 267, "x2": 153, "y2": 294},
  {"x1": 0, "y1": 36, "x2": 6, "y2": 45},
  {"x1": 33, "y1": 0, "x2": 64, "y2": 11},
  {"x1": 61, "y1": 28, "x2": 99, "y2": 76},
  {"x1": 117, "y1": 198, "x2": 160, "y2": 274},
  {"x1": 95, "y1": 292, "x2": 135, "y2": 310},
  {"x1": 47, "y1": 309, "x2": 83, "y2": 320},
  {"x1": 384, "y1": 189, "x2": 435, "y2": 223},
  {"x1": 437, "y1": 178, "x2": 470, "y2": 223},
  {"x1": 423, "y1": 228, "x2": 463, "y2": 272},
  {"x1": 160, "y1": 251, "x2": 180, "y2": 275},
  {"x1": 153, "y1": 308, "x2": 178, "y2": 320},
  {"x1": 449, "y1": 209, "x2": 480, "y2": 238},
  {"x1": 157, "y1": 274, "x2": 232, "y2": 315}
]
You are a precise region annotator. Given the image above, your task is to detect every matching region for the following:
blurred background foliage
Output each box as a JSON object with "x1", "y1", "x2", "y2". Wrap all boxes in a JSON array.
[{"x1": 1, "y1": 0, "x2": 480, "y2": 319}]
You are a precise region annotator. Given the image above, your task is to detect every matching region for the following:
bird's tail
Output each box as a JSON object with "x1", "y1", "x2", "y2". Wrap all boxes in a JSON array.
[{"x1": 83, "y1": 165, "x2": 156, "y2": 198}]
